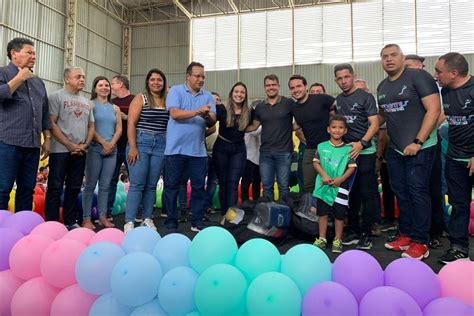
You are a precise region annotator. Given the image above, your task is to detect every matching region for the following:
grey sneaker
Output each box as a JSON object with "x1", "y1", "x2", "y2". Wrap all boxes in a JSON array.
[
  {"x1": 124, "y1": 221, "x2": 134, "y2": 234},
  {"x1": 356, "y1": 234, "x2": 373, "y2": 250},
  {"x1": 341, "y1": 231, "x2": 359, "y2": 245},
  {"x1": 380, "y1": 222, "x2": 398, "y2": 232},
  {"x1": 141, "y1": 218, "x2": 157, "y2": 231},
  {"x1": 313, "y1": 237, "x2": 327, "y2": 250}
]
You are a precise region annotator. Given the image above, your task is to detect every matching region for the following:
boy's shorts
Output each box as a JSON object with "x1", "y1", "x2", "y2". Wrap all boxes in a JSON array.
[{"x1": 316, "y1": 198, "x2": 347, "y2": 220}]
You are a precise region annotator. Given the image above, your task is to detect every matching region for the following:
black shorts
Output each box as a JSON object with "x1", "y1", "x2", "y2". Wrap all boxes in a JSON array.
[{"x1": 316, "y1": 198, "x2": 347, "y2": 220}]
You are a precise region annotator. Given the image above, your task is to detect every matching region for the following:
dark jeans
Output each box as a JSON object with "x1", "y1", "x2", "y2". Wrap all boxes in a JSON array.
[
  {"x1": 259, "y1": 151, "x2": 292, "y2": 201},
  {"x1": 380, "y1": 162, "x2": 395, "y2": 222},
  {"x1": 213, "y1": 139, "x2": 247, "y2": 215},
  {"x1": 45, "y1": 152, "x2": 86, "y2": 226},
  {"x1": 241, "y1": 159, "x2": 261, "y2": 201},
  {"x1": 445, "y1": 158, "x2": 473, "y2": 254},
  {"x1": 347, "y1": 154, "x2": 378, "y2": 235},
  {"x1": 0, "y1": 141, "x2": 40, "y2": 211},
  {"x1": 386, "y1": 146, "x2": 435, "y2": 244},
  {"x1": 429, "y1": 139, "x2": 445, "y2": 238},
  {"x1": 163, "y1": 155, "x2": 207, "y2": 229},
  {"x1": 203, "y1": 155, "x2": 218, "y2": 210},
  {"x1": 107, "y1": 147, "x2": 128, "y2": 216}
]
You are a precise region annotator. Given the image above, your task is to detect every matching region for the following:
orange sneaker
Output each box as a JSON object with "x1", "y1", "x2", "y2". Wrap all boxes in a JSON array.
[
  {"x1": 402, "y1": 242, "x2": 429, "y2": 260},
  {"x1": 384, "y1": 235, "x2": 411, "y2": 251}
]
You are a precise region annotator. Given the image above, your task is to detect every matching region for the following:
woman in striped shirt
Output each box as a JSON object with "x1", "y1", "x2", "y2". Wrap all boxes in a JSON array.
[{"x1": 124, "y1": 69, "x2": 169, "y2": 233}]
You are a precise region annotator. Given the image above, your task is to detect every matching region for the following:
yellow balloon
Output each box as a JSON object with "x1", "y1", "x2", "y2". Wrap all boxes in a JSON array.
[{"x1": 273, "y1": 182, "x2": 279, "y2": 201}]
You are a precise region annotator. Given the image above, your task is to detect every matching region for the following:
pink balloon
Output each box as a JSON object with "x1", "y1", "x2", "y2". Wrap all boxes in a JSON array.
[
  {"x1": 469, "y1": 219, "x2": 474, "y2": 236},
  {"x1": 30, "y1": 221, "x2": 68, "y2": 240},
  {"x1": 470, "y1": 201, "x2": 474, "y2": 219},
  {"x1": 40, "y1": 239, "x2": 86, "y2": 288},
  {"x1": 0, "y1": 270, "x2": 24, "y2": 316},
  {"x1": 10, "y1": 277, "x2": 60, "y2": 316},
  {"x1": 9, "y1": 234, "x2": 54, "y2": 280},
  {"x1": 51, "y1": 284, "x2": 98, "y2": 316},
  {"x1": 124, "y1": 182, "x2": 130, "y2": 193},
  {"x1": 438, "y1": 260, "x2": 474, "y2": 306},
  {"x1": 89, "y1": 228, "x2": 125, "y2": 246},
  {"x1": 63, "y1": 228, "x2": 96, "y2": 245}
]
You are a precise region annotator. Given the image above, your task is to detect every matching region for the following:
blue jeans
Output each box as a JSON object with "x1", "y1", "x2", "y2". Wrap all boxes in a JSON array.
[
  {"x1": 445, "y1": 158, "x2": 473, "y2": 254},
  {"x1": 107, "y1": 147, "x2": 128, "y2": 216},
  {"x1": 213, "y1": 138, "x2": 247, "y2": 215},
  {"x1": 45, "y1": 152, "x2": 86, "y2": 225},
  {"x1": 386, "y1": 146, "x2": 435, "y2": 244},
  {"x1": 0, "y1": 141, "x2": 40, "y2": 211},
  {"x1": 259, "y1": 151, "x2": 292, "y2": 201},
  {"x1": 125, "y1": 131, "x2": 166, "y2": 223},
  {"x1": 164, "y1": 155, "x2": 207, "y2": 229},
  {"x1": 82, "y1": 142, "x2": 117, "y2": 220}
]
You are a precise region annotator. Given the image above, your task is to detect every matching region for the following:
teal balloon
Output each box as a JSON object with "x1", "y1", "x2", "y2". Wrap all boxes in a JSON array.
[
  {"x1": 153, "y1": 233, "x2": 191, "y2": 273},
  {"x1": 195, "y1": 264, "x2": 247, "y2": 316},
  {"x1": 281, "y1": 244, "x2": 331, "y2": 295},
  {"x1": 117, "y1": 181, "x2": 125, "y2": 193},
  {"x1": 120, "y1": 202, "x2": 126, "y2": 214},
  {"x1": 122, "y1": 226, "x2": 161, "y2": 254},
  {"x1": 235, "y1": 238, "x2": 281, "y2": 283},
  {"x1": 119, "y1": 191, "x2": 126, "y2": 205},
  {"x1": 112, "y1": 199, "x2": 121, "y2": 216},
  {"x1": 247, "y1": 272, "x2": 302, "y2": 316},
  {"x1": 185, "y1": 312, "x2": 200, "y2": 316},
  {"x1": 89, "y1": 293, "x2": 134, "y2": 316},
  {"x1": 189, "y1": 227, "x2": 238, "y2": 273},
  {"x1": 155, "y1": 189, "x2": 163, "y2": 209},
  {"x1": 212, "y1": 185, "x2": 220, "y2": 209},
  {"x1": 158, "y1": 267, "x2": 198, "y2": 315},
  {"x1": 131, "y1": 299, "x2": 167, "y2": 316}
]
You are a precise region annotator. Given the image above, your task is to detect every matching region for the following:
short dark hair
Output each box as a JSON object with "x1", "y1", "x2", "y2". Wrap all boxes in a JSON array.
[
  {"x1": 310, "y1": 83, "x2": 326, "y2": 93},
  {"x1": 334, "y1": 63, "x2": 354, "y2": 77},
  {"x1": 91, "y1": 76, "x2": 111, "y2": 102},
  {"x1": 380, "y1": 43, "x2": 403, "y2": 56},
  {"x1": 329, "y1": 115, "x2": 347, "y2": 127},
  {"x1": 439, "y1": 52, "x2": 469, "y2": 77},
  {"x1": 7, "y1": 38, "x2": 34, "y2": 60},
  {"x1": 264, "y1": 74, "x2": 279, "y2": 85},
  {"x1": 186, "y1": 62, "x2": 205, "y2": 75},
  {"x1": 211, "y1": 91, "x2": 221, "y2": 98},
  {"x1": 112, "y1": 74, "x2": 130, "y2": 90},
  {"x1": 288, "y1": 74, "x2": 307, "y2": 87}
]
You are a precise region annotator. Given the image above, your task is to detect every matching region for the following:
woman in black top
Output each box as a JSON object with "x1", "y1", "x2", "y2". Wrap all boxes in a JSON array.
[{"x1": 213, "y1": 82, "x2": 252, "y2": 222}]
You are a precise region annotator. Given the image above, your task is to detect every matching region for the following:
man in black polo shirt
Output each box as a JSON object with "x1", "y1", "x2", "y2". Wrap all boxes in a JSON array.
[
  {"x1": 434, "y1": 52, "x2": 473, "y2": 263},
  {"x1": 333, "y1": 64, "x2": 379, "y2": 250},
  {"x1": 246, "y1": 74, "x2": 293, "y2": 202},
  {"x1": 377, "y1": 44, "x2": 441, "y2": 260},
  {"x1": 288, "y1": 75, "x2": 335, "y2": 194}
]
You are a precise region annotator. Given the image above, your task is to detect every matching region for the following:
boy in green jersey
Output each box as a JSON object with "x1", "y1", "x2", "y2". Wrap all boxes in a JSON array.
[{"x1": 313, "y1": 116, "x2": 357, "y2": 253}]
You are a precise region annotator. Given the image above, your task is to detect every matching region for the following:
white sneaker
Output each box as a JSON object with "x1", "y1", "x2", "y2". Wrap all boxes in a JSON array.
[
  {"x1": 124, "y1": 221, "x2": 134, "y2": 234},
  {"x1": 141, "y1": 218, "x2": 157, "y2": 231}
]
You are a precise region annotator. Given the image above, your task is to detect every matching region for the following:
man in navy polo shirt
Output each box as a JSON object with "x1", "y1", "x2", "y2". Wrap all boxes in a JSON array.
[{"x1": 163, "y1": 62, "x2": 216, "y2": 232}]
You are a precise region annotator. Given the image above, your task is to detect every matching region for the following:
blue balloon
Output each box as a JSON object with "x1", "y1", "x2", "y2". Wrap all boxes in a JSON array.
[
  {"x1": 158, "y1": 266, "x2": 198, "y2": 315},
  {"x1": 247, "y1": 272, "x2": 302, "y2": 316},
  {"x1": 153, "y1": 233, "x2": 191, "y2": 273},
  {"x1": 111, "y1": 252, "x2": 163, "y2": 307},
  {"x1": 89, "y1": 293, "x2": 134, "y2": 316},
  {"x1": 131, "y1": 299, "x2": 167, "y2": 316},
  {"x1": 195, "y1": 264, "x2": 247, "y2": 316},
  {"x1": 281, "y1": 244, "x2": 331, "y2": 295},
  {"x1": 75, "y1": 242, "x2": 125, "y2": 295},
  {"x1": 122, "y1": 226, "x2": 161, "y2": 254},
  {"x1": 189, "y1": 227, "x2": 238, "y2": 274}
]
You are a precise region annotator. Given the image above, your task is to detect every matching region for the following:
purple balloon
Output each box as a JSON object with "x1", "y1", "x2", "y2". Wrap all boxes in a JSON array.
[
  {"x1": 332, "y1": 250, "x2": 384, "y2": 302},
  {"x1": 384, "y1": 258, "x2": 440, "y2": 309},
  {"x1": 0, "y1": 210, "x2": 13, "y2": 227},
  {"x1": 423, "y1": 297, "x2": 474, "y2": 316},
  {"x1": 302, "y1": 281, "x2": 358, "y2": 316},
  {"x1": 0, "y1": 228, "x2": 24, "y2": 271},
  {"x1": 4, "y1": 211, "x2": 44, "y2": 235},
  {"x1": 359, "y1": 286, "x2": 422, "y2": 316}
]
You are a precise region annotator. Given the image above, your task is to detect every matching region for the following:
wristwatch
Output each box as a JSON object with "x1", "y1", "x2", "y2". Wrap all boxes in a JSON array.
[
  {"x1": 360, "y1": 139, "x2": 371, "y2": 149},
  {"x1": 413, "y1": 138, "x2": 424, "y2": 146}
]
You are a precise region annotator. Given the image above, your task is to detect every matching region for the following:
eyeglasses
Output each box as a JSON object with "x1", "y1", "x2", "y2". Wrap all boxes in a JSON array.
[{"x1": 190, "y1": 73, "x2": 206, "y2": 80}]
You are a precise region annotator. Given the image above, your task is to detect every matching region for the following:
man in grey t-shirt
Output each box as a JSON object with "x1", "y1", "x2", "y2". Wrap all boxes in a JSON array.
[{"x1": 44, "y1": 67, "x2": 95, "y2": 230}]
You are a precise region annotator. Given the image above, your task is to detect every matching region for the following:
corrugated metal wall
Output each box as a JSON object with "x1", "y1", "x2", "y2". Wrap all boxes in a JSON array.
[{"x1": 130, "y1": 21, "x2": 189, "y2": 94}]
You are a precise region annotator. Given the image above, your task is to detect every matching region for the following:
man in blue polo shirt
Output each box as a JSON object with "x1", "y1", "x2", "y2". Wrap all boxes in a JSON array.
[{"x1": 163, "y1": 62, "x2": 216, "y2": 232}]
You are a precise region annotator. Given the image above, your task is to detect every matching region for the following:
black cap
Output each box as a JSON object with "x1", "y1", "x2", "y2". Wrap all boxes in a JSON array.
[{"x1": 405, "y1": 54, "x2": 425, "y2": 63}]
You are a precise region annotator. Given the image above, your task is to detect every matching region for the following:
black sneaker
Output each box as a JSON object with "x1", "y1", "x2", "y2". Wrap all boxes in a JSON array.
[
  {"x1": 439, "y1": 249, "x2": 468, "y2": 264},
  {"x1": 428, "y1": 237, "x2": 443, "y2": 249},
  {"x1": 341, "y1": 231, "x2": 359, "y2": 245},
  {"x1": 178, "y1": 216, "x2": 188, "y2": 223},
  {"x1": 380, "y1": 222, "x2": 398, "y2": 232},
  {"x1": 356, "y1": 234, "x2": 373, "y2": 250}
]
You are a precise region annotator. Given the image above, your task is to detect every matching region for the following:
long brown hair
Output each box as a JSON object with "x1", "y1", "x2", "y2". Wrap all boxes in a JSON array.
[
  {"x1": 226, "y1": 82, "x2": 250, "y2": 131},
  {"x1": 91, "y1": 76, "x2": 111, "y2": 102}
]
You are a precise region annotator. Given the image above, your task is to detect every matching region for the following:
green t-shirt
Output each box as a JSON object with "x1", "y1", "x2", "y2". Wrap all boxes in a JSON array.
[{"x1": 312, "y1": 141, "x2": 357, "y2": 206}]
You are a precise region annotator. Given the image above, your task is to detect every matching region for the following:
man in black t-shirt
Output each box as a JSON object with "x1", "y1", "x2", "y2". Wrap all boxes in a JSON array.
[
  {"x1": 289, "y1": 75, "x2": 335, "y2": 194},
  {"x1": 246, "y1": 74, "x2": 293, "y2": 201},
  {"x1": 334, "y1": 64, "x2": 379, "y2": 250},
  {"x1": 434, "y1": 52, "x2": 473, "y2": 264},
  {"x1": 377, "y1": 44, "x2": 441, "y2": 260}
]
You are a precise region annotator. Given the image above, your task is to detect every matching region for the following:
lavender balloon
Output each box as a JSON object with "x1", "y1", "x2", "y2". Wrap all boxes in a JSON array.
[
  {"x1": 423, "y1": 297, "x2": 474, "y2": 316},
  {"x1": 0, "y1": 210, "x2": 12, "y2": 227},
  {"x1": 5, "y1": 211, "x2": 44, "y2": 235},
  {"x1": 359, "y1": 286, "x2": 422, "y2": 316},
  {"x1": 0, "y1": 228, "x2": 24, "y2": 271},
  {"x1": 384, "y1": 258, "x2": 440, "y2": 309},
  {"x1": 303, "y1": 281, "x2": 358, "y2": 316}
]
